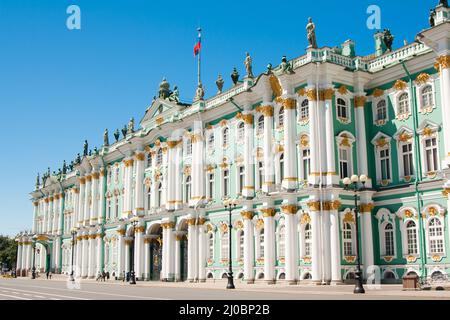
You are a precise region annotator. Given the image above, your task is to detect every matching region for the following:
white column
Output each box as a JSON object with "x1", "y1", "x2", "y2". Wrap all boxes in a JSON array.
[
  {"x1": 321, "y1": 207, "x2": 331, "y2": 283},
  {"x1": 124, "y1": 239, "x2": 131, "y2": 274},
  {"x1": 354, "y1": 94, "x2": 371, "y2": 187},
  {"x1": 47, "y1": 196, "x2": 54, "y2": 233},
  {"x1": 122, "y1": 158, "x2": 134, "y2": 218},
  {"x1": 135, "y1": 223, "x2": 144, "y2": 279},
  {"x1": 134, "y1": 151, "x2": 145, "y2": 216},
  {"x1": 84, "y1": 176, "x2": 92, "y2": 226},
  {"x1": 324, "y1": 89, "x2": 338, "y2": 185},
  {"x1": 143, "y1": 237, "x2": 151, "y2": 280},
  {"x1": 96, "y1": 233, "x2": 102, "y2": 275},
  {"x1": 174, "y1": 235, "x2": 181, "y2": 281},
  {"x1": 360, "y1": 192, "x2": 374, "y2": 277},
  {"x1": 241, "y1": 209, "x2": 254, "y2": 283},
  {"x1": 53, "y1": 238, "x2": 60, "y2": 273},
  {"x1": 25, "y1": 242, "x2": 31, "y2": 274},
  {"x1": 187, "y1": 218, "x2": 197, "y2": 281},
  {"x1": 262, "y1": 207, "x2": 275, "y2": 283},
  {"x1": 282, "y1": 200, "x2": 298, "y2": 284},
  {"x1": 198, "y1": 217, "x2": 207, "y2": 282},
  {"x1": 16, "y1": 242, "x2": 23, "y2": 273},
  {"x1": 261, "y1": 104, "x2": 275, "y2": 193},
  {"x1": 78, "y1": 179, "x2": 85, "y2": 227},
  {"x1": 75, "y1": 234, "x2": 82, "y2": 277},
  {"x1": 98, "y1": 169, "x2": 106, "y2": 224},
  {"x1": 90, "y1": 172, "x2": 99, "y2": 225},
  {"x1": 242, "y1": 108, "x2": 255, "y2": 199},
  {"x1": 88, "y1": 232, "x2": 96, "y2": 278},
  {"x1": 191, "y1": 127, "x2": 205, "y2": 207},
  {"x1": 281, "y1": 98, "x2": 298, "y2": 191},
  {"x1": 306, "y1": 88, "x2": 320, "y2": 185},
  {"x1": 52, "y1": 195, "x2": 59, "y2": 234},
  {"x1": 330, "y1": 200, "x2": 342, "y2": 283},
  {"x1": 117, "y1": 228, "x2": 125, "y2": 278},
  {"x1": 81, "y1": 234, "x2": 88, "y2": 277},
  {"x1": 174, "y1": 142, "x2": 183, "y2": 209},
  {"x1": 166, "y1": 141, "x2": 177, "y2": 211},
  {"x1": 162, "y1": 221, "x2": 175, "y2": 281},
  {"x1": 308, "y1": 198, "x2": 322, "y2": 283},
  {"x1": 437, "y1": 56, "x2": 450, "y2": 162}
]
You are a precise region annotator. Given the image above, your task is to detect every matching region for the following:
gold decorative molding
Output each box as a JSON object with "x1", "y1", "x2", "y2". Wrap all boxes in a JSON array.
[
  {"x1": 300, "y1": 134, "x2": 309, "y2": 147},
  {"x1": 260, "y1": 208, "x2": 276, "y2": 217},
  {"x1": 256, "y1": 218, "x2": 264, "y2": 231},
  {"x1": 187, "y1": 218, "x2": 197, "y2": 225},
  {"x1": 337, "y1": 85, "x2": 349, "y2": 95},
  {"x1": 406, "y1": 255, "x2": 417, "y2": 263},
  {"x1": 135, "y1": 152, "x2": 145, "y2": 161},
  {"x1": 116, "y1": 229, "x2": 126, "y2": 236},
  {"x1": 398, "y1": 132, "x2": 412, "y2": 142},
  {"x1": 155, "y1": 117, "x2": 164, "y2": 125},
  {"x1": 255, "y1": 105, "x2": 274, "y2": 117},
  {"x1": 376, "y1": 137, "x2": 389, "y2": 148},
  {"x1": 79, "y1": 177, "x2": 86, "y2": 185},
  {"x1": 443, "y1": 188, "x2": 450, "y2": 197},
  {"x1": 422, "y1": 127, "x2": 434, "y2": 137},
  {"x1": 280, "y1": 98, "x2": 296, "y2": 109},
  {"x1": 154, "y1": 139, "x2": 161, "y2": 147},
  {"x1": 234, "y1": 220, "x2": 244, "y2": 230},
  {"x1": 354, "y1": 96, "x2": 367, "y2": 108},
  {"x1": 161, "y1": 221, "x2": 175, "y2": 229},
  {"x1": 85, "y1": 175, "x2": 92, "y2": 182},
  {"x1": 236, "y1": 112, "x2": 254, "y2": 125},
  {"x1": 344, "y1": 256, "x2": 356, "y2": 263},
  {"x1": 435, "y1": 55, "x2": 450, "y2": 70},
  {"x1": 393, "y1": 80, "x2": 407, "y2": 91},
  {"x1": 415, "y1": 73, "x2": 430, "y2": 85},
  {"x1": 92, "y1": 172, "x2": 100, "y2": 180},
  {"x1": 431, "y1": 254, "x2": 443, "y2": 262},
  {"x1": 305, "y1": 89, "x2": 318, "y2": 101},
  {"x1": 323, "y1": 88, "x2": 335, "y2": 100},
  {"x1": 269, "y1": 74, "x2": 282, "y2": 97},
  {"x1": 343, "y1": 211, "x2": 355, "y2": 224},
  {"x1": 297, "y1": 87, "x2": 306, "y2": 96},
  {"x1": 219, "y1": 119, "x2": 228, "y2": 127},
  {"x1": 306, "y1": 201, "x2": 320, "y2": 211},
  {"x1": 135, "y1": 226, "x2": 145, "y2": 233},
  {"x1": 123, "y1": 159, "x2": 134, "y2": 167},
  {"x1": 281, "y1": 204, "x2": 298, "y2": 215},
  {"x1": 241, "y1": 211, "x2": 254, "y2": 220},
  {"x1": 372, "y1": 88, "x2": 384, "y2": 98},
  {"x1": 300, "y1": 212, "x2": 311, "y2": 225},
  {"x1": 360, "y1": 203, "x2": 374, "y2": 213}
]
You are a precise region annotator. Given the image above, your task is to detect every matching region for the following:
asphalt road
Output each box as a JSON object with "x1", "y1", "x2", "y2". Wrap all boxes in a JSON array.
[{"x1": 0, "y1": 278, "x2": 449, "y2": 300}]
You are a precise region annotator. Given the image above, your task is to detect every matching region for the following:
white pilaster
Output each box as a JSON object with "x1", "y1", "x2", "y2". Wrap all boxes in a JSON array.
[
  {"x1": 282, "y1": 197, "x2": 299, "y2": 284},
  {"x1": 262, "y1": 203, "x2": 275, "y2": 283},
  {"x1": 134, "y1": 151, "x2": 145, "y2": 216},
  {"x1": 261, "y1": 104, "x2": 275, "y2": 193}
]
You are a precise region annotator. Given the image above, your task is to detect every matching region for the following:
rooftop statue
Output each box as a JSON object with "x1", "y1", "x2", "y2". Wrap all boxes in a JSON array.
[
  {"x1": 244, "y1": 52, "x2": 254, "y2": 78},
  {"x1": 168, "y1": 86, "x2": 180, "y2": 103},
  {"x1": 215, "y1": 74, "x2": 224, "y2": 94},
  {"x1": 158, "y1": 77, "x2": 171, "y2": 99},
  {"x1": 35, "y1": 173, "x2": 40, "y2": 189},
  {"x1": 121, "y1": 125, "x2": 128, "y2": 138},
  {"x1": 83, "y1": 140, "x2": 88, "y2": 157},
  {"x1": 88, "y1": 149, "x2": 92, "y2": 157},
  {"x1": 280, "y1": 55, "x2": 293, "y2": 74},
  {"x1": 194, "y1": 82, "x2": 205, "y2": 101},
  {"x1": 76, "y1": 153, "x2": 81, "y2": 164},
  {"x1": 114, "y1": 129, "x2": 120, "y2": 142},
  {"x1": 104, "y1": 128, "x2": 109, "y2": 146},
  {"x1": 69, "y1": 161, "x2": 74, "y2": 171},
  {"x1": 128, "y1": 118, "x2": 134, "y2": 133},
  {"x1": 93, "y1": 147, "x2": 98, "y2": 155},
  {"x1": 266, "y1": 63, "x2": 273, "y2": 74},
  {"x1": 306, "y1": 17, "x2": 318, "y2": 49},
  {"x1": 62, "y1": 160, "x2": 67, "y2": 174},
  {"x1": 231, "y1": 67, "x2": 239, "y2": 85},
  {"x1": 439, "y1": 0, "x2": 449, "y2": 8},
  {"x1": 382, "y1": 29, "x2": 394, "y2": 52},
  {"x1": 430, "y1": 9, "x2": 436, "y2": 27}
]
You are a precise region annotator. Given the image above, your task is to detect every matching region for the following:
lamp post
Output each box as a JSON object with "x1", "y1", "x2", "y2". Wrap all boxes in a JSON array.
[
  {"x1": 343, "y1": 174, "x2": 367, "y2": 294},
  {"x1": 31, "y1": 242, "x2": 36, "y2": 279},
  {"x1": 223, "y1": 198, "x2": 237, "y2": 289},
  {"x1": 70, "y1": 228, "x2": 77, "y2": 282},
  {"x1": 129, "y1": 216, "x2": 139, "y2": 285}
]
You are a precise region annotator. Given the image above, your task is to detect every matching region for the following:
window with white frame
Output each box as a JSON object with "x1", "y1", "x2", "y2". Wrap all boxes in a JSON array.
[
  {"x1": 278, "y1": 224, "x2": 285, "y2": 259},
  {"x1": 207, "y1": 133, "x2": 215, "y2": 150},
  {"x1": 278, "y1": 107, "x2": 284, "y2": 128},
  {"x1": 398, "y1": 92, "x2": 410, "y2": 115},
  {"x1": 257, "y1": 115, "x2": 264, "y2": 135},
  {"x1": 301, "y1": 148, "x2": 310, "y2": 180},
  {"x1": 146, "y1": 153, "x2": 152, "y2": 168},
  {"x1": 107, "y1": 198, "x2": 111, "y2": 219},
  {"x1": 337, "y1": 98, "x2": 349, "y2": 120},
  {"x1": 343, "y1": 222, "x2": 354, "y2": 256},
  {"x1": 156, "y1": 149, "x2": 163, "y2": 166},
  {"x1": 208, "y1": 232, "x2": 214, "y2": 260},
  {"x1": 114, "y1": 197, "x2": 119, "y2": 218},
  {"x1": 222, "y1": 127, "x2": 229, "y2": 147},
  {"x1": 185, "y1": 175, "x2": 191, "y2": 202},
  {"x1": 379, "y1": 146, "x2": 391, "y2": 181},
  {"x1": 221, "y1": 231, "x2": 229, "y2": 260},
  {"x1": 428, "y1": 218, "x2": 444, "y2": 254},
  {"x1": 279, "y1": 153, "x2": 284, "y2": 183},
  {"x1": 238, "y1": 230, "x2": 244, "y2": 260},
  {"x1": 257, "y1": 161, "x2": 264, "y2": 190},
  {"x1": 223, "y1": 169, "x2": 229, "y2": 197},
  {"x1": 238, "y1": 166, "x2": 244, "y2": 195},
  {"x1": 339, "y1": 147, "x2": 351, "y2": 179},
  {"x1": 406, "y1": 220, "x2": 418, "y2": 255},
  {"x1": 207, "y1": 173, "x2": 214, "y2": 199},
  {"x1": 157, "y1": 182, "x2": 162, "y2": 207},
  {"x1": 376, "y1": 100, "x2": 387, "y2": 121},
  {"x1": 304, "y1": 223, "x2": 312, "y2": 256},
  {"x1": 384, "y1": 223, "x2": 395, "y2": 256},
  {"x1": 424, "y1": 137, "x2": 438, "y2": 173},
  {"x1": 258, "y1": 229, "x2": 265, "y2": 259},
  {"x1": 400, "y1": 142, "x2": 414, "y2": 177},
  {"x1": 237, "y1": 122, "x2": 245, "y2": 141},
  {"x1": 186, "y1": 139, "x2": 192, "y2": 156},
  {"x1": 420, "y1": 85, "x2": 434, "y2": 111},
  {"x1": 147, "y1": 190, "x2": 151, "y2": 210},
  {"x1": 299, "y1": 99, "x2": 309, "y2": 121}
]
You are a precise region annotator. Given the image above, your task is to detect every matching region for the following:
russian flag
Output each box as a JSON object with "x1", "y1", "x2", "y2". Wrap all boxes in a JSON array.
[{"x1": 193, "y1": 30, "x2": 201, "y2": 57}]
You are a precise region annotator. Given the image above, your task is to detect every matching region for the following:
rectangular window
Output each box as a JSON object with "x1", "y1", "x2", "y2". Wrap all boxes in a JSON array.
[
  {"x1": 425, "y1": 137, "x2": 438, "y2": 173},
  {"x1": 302, "y1": 148, "x2": 310, "y2": 180},
  {"x1": 258, "y1": 162, "x2": 264, "y2": 190},
  {"x1": 223, "y1": 170, "x2": 229, "y2": 197},
  {"x1": 380, "y1": 148, "x2": 391, "y2": 180},
  {"x1": 207, "y1": 173, "x2": 214, "y2": 199},
  {"x1": 402, "y1": 143, "x2": 414, "y2": 177},
  {"x1": 238, "y1": 166, "x2": 244, "y2": 195},
  {"x1": 339, "y1": 148, "x2": 350, "y2": 179}
]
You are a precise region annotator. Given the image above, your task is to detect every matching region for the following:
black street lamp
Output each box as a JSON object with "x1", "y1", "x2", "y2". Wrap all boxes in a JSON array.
[
  {"x1": 70, "y1": 228, "x2": 77, "y2": 282},
  {"x1": 343, "y1": 174, "x2": 367, "y2": 294},
  {"x1": 223, "y1": 198, "x2": 237, "y2": 289},
  {"x1": 31, "y1": 242, "x2": 36, "y2": 279},
  {"x1": 129, "y1": 217, "x2": 139, "y2": 285}
]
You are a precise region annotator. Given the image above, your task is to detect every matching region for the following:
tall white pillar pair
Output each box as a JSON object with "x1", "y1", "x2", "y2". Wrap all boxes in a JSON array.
[
  {"x1": 281, "y1": 197, "x2": 299, "y2": 284},
  {"x1": 162, "y1": 221, "x2": 175, "y2": 281},
  {"x1": 262, "y1": 206, "x2": 276, "y2": 284}
]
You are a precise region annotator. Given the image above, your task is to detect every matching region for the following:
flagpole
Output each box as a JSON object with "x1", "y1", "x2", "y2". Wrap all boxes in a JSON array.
[{"x1": 197, "y1": 27, "x2": 201, "y2": 86}]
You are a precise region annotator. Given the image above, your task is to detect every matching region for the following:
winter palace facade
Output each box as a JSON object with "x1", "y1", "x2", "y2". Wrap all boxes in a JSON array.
[{"x1": 16, "y1": 5, "x2": 450, "y2": 285}]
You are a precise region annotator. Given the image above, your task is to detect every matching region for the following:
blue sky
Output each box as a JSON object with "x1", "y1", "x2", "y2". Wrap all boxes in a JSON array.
[{"x1": 0, "y1": 0, "x2": 435, "y2": 235}]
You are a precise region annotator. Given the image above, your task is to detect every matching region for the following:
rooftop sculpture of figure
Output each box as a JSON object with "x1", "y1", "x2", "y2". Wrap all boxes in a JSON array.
[
  {"x1": 158, "y1": 77, "x2": 171, "y2": 99},
  {"x1": 76, "y1": 153, "x2": 81, "y2": 164},
  {"x1": 439, "y1": 0, "x2": 449, "y2": 8},
  {"x1": 104, "y1": 128, "x2": 109, "y2": 146},
  {"x1": 306, "y1": 17, "x2": 318, "y2": 49},
  {"x1": 121, "y1": 125, "x2": 128, "y2": 138},
  {"x1": 83, "y1": 140, "x2": 88, "y2": 157},
  {"x1": 280, "y1": 55, "x2": 293, "y2": 74},
  {"x1": 62, "y1": 160, "x2": 67, "y2": 174},
  {"x1": 382, "y1": 29, "x2": 394, "y2": 52},
  {"x1": 215, "y1": 74, "x2": 224, "y2": 94},
  {"x1": 244, "y1": 52, "x2": 254, "y2": 78},
  {"x1": 35, "y1": 173, "x2": 40, "y2": 189},
  {"x1": 69, "y1": 161, "x2": 74, "y2": 171},
  {"x1": 128, "y1": 118, "x2": 134, "y2": 134},
  {"x1": 429, "y1": 9, "x2": 436, "y2": 27},
  {"x1": 266, "y1": 63, "x2": 273, "y2": 75},
  {"x1": 168, "y1": 86, "x2": 180, "y2": 103},
  {"x1": 231, "y1": 67, "x2": 239, "y2": 85},
  {"x1": 114, "y1": 129, "x2": 120, "y2": 142},
  {"x1": 194, "y1": 82, "x2": 205, "y2": 101}
]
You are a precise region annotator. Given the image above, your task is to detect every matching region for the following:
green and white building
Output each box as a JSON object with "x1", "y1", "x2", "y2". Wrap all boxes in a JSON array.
[{"x1": 16, "y1": 3, "x2": 450, "y2": 285}]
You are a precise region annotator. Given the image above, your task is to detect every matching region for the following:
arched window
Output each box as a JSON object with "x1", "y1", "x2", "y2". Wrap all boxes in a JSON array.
[
  {"x1": 222, "y1": 127, "x2": 229, "y2": 148},
  {"x1": 384, "y1": 223, "x2": 395, "y2": 256},
  {"x1": 299, "y1": 99, "x2": 309, "y2": 121},
  {"x1": 186, "y1": 139, "x2": 192, "y2": 156},
  {"x1": 304, "y1": 223, "x2": 312, "y2": 256},
  {"x1": 207, "y1": 133, "x2": 215, "y2": 150},
  {"x1": 156, "y1": 148, "x2": 163, "y2": 166},
  {"x1": 237, "y1": 122, "x2": 245, "y2": 141},
  {"x1": 376, "y1": 100, "x2": 387, "y2": 121},
  {"x1": 398, "y1": 93, "x2": 410, "y2": 114},
  {"x1": 221, "y1": 231, "x2": 229, "y2": 260},
  {"x1": 429, "y1": 218, "x2": 444, "y2": 254},
  {"x1": 406, "y1": 220, "x2": 418, "y2": 255},
  {"x1": 157, "y1": 182, "x2": 162, "y2": 207},
  {"x1": 238, "y1": 230, "x2": 244, "y2": 260},
  {"x1": 278, "y1": 107, "x2": 284, "y2": 127},
  {"x1": 258, "y1": 229, "x2": 265, "y2": 259},
  {"x1": 185, "y1": 176, "x2": 191, "y2": 202},
  {"x1": 337, "y1": 98, "x2": 348, "y2": 120},
  {"x1": 278, "y1": 225, "x2": 285, "y2": 259},
  {"x1": 421, "y1": 85, "x2": 434, "y2": 110},
  {"x1": 343, "y1": 222, "x2": 353, "y2": 256},
  {"x1": 257, "y1": 115, "x2": 264, "y2": 135},
  {"x1": 208, "y1": 232, "x2": 214, "y2": 260},
  {"x1": 279, "y1": 153, "x2": 284, "y2": 182}
]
